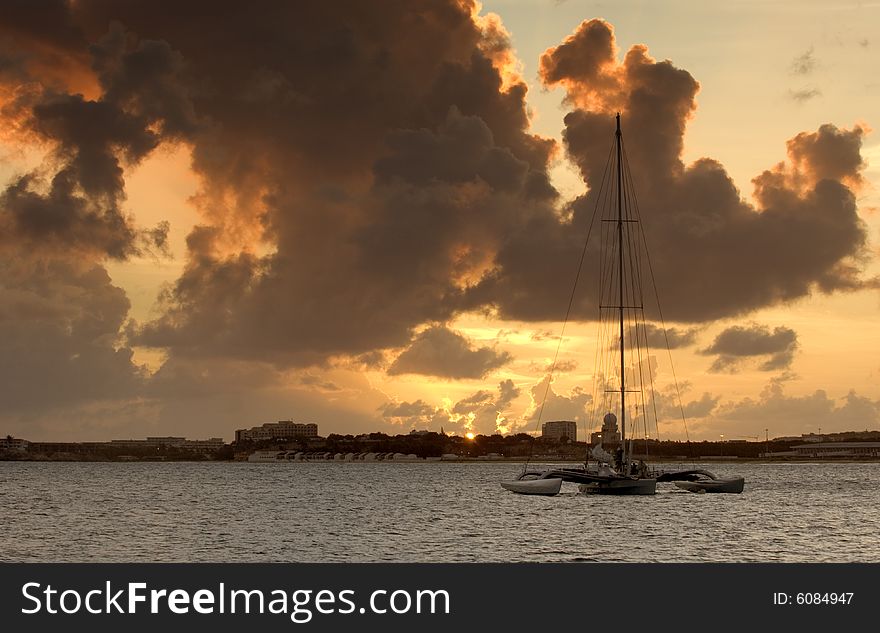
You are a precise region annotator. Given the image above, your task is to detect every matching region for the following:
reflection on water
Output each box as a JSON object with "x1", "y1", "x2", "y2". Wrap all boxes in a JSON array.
[{"x1": 1, "y1": 462, "x2": 878, "y2": 562}]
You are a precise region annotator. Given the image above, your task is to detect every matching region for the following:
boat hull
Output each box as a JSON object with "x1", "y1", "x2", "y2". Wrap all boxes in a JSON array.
[
  {"x1": 675, "y1": 477, "x2": 744, "y2": 494},
  {"x1": 500, "y1": 478, "x2": 562, "y2": 496},
  {"x1": 578, "y1": 477, "x2": 657, "y2": 495}
]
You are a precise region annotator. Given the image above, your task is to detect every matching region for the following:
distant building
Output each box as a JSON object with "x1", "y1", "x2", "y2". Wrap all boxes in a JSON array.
[
  {"x1": 409, "y1": 429, "x2": 431, "y2": 436},
  {"x1": 110, "y1": 437, "x2": 225, "y2": 453},
  {"x1": 590, "y1": 412, "x2": 621, "y2": 445},
  {"x1": 791, "y1": 442, "x2": 880, "y2": 458},
  {"x1": 111, "y1": 436, "x2": 187, "y2": 449},
  {"x1": 19, "y1": 437, "x2": 224, "y2": 455},
  {"x1": 776, "y1": 433, "x2": 827, "y2": 443},
  {"x1": 0, "y1": 437, "x2": 28, "y2": 452},
  {"x1": 542, "y1": 420, "x2": 577, "y2": 442},
  {"x1": 182, "y1": 438, "x2": 226, "y2": 453},
  {"x1": 235, "y1": 421, "x2": 318, "y2": 442}
]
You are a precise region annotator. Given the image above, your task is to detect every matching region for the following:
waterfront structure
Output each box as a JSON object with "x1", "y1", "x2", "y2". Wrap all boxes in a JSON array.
[
  {"x1": 235, "y1": 421, "x2": 318, "y2": 442},
  {"x1": 791, "y1": 442, "x2": 880, "y2": 458},
  {"x1": 12, "y1": 437, "x2": 224, "y2": 455},
  {"x1": 589, "y1": 412, "x2": 621, "y2": 445},
  {"x1": 110, "y1": 437, "x2": 225, "y2": 453},
  {"x1": 541, "y1": 420, "x2": 577, "y2": 442},
  {"x1": 0, "y1": 437, "x2": 28, "y2": 452}
]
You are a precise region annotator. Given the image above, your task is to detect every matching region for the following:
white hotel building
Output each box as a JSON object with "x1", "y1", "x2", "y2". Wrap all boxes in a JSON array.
[{"x1": 235, "y1": 421, "x2": 319, "y2": 442}]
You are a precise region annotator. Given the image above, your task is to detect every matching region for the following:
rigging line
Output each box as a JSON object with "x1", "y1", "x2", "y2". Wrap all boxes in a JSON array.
[
  {"x1": 621, "y1": 143, "x2": 661, "y2": 446},
  {"x1": 621, "y1": 142, "x2": 667, "y2": 448},
  {"x1": 590, "y1": 168, "x2": 613, "y2": 444},
  {"x1": 626, "y1": 196, "x2": 647, "y2": 446},
  {"x1": 621, "y1": 140, "x2": 693, "y2": 458},
  {"x1": 524, "y1": 141, "x2": 614, "y2": 471},
  {"x1": 587, "y1": 143, "x2": 617, "y2": 454},
  {"x1": 591, "y1": 159, "x2": 615, "y2": 442},
  {"x1": 622, "y1": 165, "x2": 649, "y2": 456},
  {"x1": 640, "y1": 322, "x2": 653, "y2": 459}
]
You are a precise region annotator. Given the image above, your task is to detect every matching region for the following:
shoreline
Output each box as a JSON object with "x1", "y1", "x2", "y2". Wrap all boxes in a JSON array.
[{"x1": 3, "y1": 456, "x2": 880, "y2": 464}]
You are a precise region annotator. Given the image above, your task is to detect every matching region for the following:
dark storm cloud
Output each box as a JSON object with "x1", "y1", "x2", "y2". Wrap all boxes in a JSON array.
[
  {"x1": 0, "y1": 3, "x2": 876, "y2": 427},
  {"x1": 0, "y1": 88, "x2": 169, "y2": 259},
  {"x1": 0, "y1": 0, "x2": 86, "y2": 51},
  {"x1": 0, "y1": 8, "x2": 183, "y2": 419},
  {"x1": 373, "y1": 106, "x2": 531, "y2": 193},
  {"x1": 467, "y1": 18, "x2": 873, "y2": 323},
  {"x1": 89, "y1": 22, "x2": 200, "y2": 140},
  {"x1": 388, "y1": 326, "x2": 511, "y2": 379},
  {"x1": 700, "y1": 324, "x2": 799, "y2": 373},
  {"x1": 0, "y1": 0, "x2": 90, "y2": 88},
  {"x1": 0, "y1": 257, "x2": 146, "y2": 412},
  {"x1": 45, "y1": 0, "x2": 558, "y2": 365},
  {"x1": 0, "y1": 14, "x2": 180, "y2": 261}
]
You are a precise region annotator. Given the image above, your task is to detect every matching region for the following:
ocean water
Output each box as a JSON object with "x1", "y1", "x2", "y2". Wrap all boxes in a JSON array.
[{"x1": 1, "y1": 461, "x2": 878, "y2": 562}]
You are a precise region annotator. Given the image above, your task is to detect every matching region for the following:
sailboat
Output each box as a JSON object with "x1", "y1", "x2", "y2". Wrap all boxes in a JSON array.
[
  {"x1": 502, "y1": 113, "x2": 656, "y2": 495},
  {"x1": 500, "y1": 113, "x2": 743, "y2": 496}
]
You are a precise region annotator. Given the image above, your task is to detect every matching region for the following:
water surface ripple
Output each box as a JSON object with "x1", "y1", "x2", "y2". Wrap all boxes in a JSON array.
[{"x1": 1, "y1": 462, "x2": 877, "y2": 562}]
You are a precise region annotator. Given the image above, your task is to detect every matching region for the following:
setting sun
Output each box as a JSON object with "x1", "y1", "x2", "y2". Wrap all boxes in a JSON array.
[{"x1": 465, "y1": 432, "x2": 476, "y2": 441}]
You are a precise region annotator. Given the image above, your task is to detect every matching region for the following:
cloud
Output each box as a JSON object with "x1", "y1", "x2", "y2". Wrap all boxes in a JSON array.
[
  {"x1": 703, "y1": 382, "x2": 880, "y2": 437},
  {"x1": 1, "y1": 0, "x2": 556, "y2": 435},
  {"x1": 467, "y1": 18, "x2": 873, "y2": 323},
  {"x1": 790, "y1": 47, "x2": 817, "y2": 75},
  {"x1": 379, "y1": 379, "x2": 521, "y2": 435},
  {"x1": 529, "y1": 374, "x2": 591, "y2": 426},
  {"x1": 647, "y1": 383, "x2": 719, "y2": 430},
  {"x1": 644, "y1": 378, "x2": 880, "y2": 439},
  {"x1": 0, "y1": 86, "x2": 170, "y2": 259},
  {"x1": 547, "y1": 358, "x2": 579, "y2": 373},
  {"x1": 10, "y1": 7, "x2": 871, "y2": 371},
  {"x1": 0, "y1": 7, "x2": 876, "y2": 441},
  {"x1": 76, "y1": 1, "x2": 559, "y2": 367},
  {"x1": 623, "y1": 323, "x2": 699, "y2": 350},
  {"x1": 452, "y1": 378, "x2": 521, "y2": 434},
  {"x1": 0, "y1": 257, "x2": 146, "y2": 415},
  {"x1": 379, "y1": 399, "x2": 436, "y2": 420},
  {"x1": 700, "y1": 324, "x2": 799, "y2": 373},
  {"x1": 647, "y1": 324, "x2": 699, "y2": 349},
  {"x1": 0, "y1": 9, "x2": 182, "y2": 432},
  {"x1": 783, "y1": 123, "x2": 866, "y2": 187},
  {"x1": 788, "y1": 87, "x2": 822, "y2": 103},
  {"x1": 388, "y1": 326, "x2": 511, "y2": 379}
]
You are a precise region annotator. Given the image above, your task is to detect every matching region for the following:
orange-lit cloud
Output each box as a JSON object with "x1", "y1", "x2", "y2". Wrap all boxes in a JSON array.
[
  {"x1": 468, "y1": 18, "x2": 874, "y2": 322},
  {"x1": 0, "y1": 4, "x2": 876, "y2": 441}
]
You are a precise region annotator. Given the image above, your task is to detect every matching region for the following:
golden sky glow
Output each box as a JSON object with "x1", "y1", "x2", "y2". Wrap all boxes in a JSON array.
[{"x1": 1, "y1": 1, "x2": 878, "y2": 442}]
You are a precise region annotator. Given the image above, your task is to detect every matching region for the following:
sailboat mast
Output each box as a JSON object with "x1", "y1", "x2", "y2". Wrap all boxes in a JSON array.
[{"x1": 615, "y1": 113, "x2": 626, "y2": 469}]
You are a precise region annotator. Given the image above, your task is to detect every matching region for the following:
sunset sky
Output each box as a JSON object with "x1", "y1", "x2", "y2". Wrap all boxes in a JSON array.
[{"x1": 1, "y1": 0, "x2": 878, "y2": 442}]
